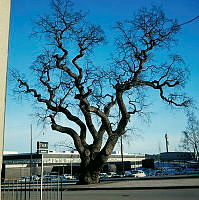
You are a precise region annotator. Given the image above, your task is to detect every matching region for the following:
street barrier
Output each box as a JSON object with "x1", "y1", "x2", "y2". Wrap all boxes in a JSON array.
[{"x1": 1, "y1": 178, "x2": 65, "y2": 200}]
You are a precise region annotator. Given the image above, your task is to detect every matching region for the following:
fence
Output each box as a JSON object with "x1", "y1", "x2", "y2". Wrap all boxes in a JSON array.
[{"x1": 1, "y1": 178, "x2": 68, "y2": 200}]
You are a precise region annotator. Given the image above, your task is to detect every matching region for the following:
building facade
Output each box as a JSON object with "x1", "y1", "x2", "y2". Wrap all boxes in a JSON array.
[
  {"x1": 159, "y1": 152, "x2": 195, "y2": 162},
  {"x1": 3, "y1": 151, "x2": 145, "y2": 180}
]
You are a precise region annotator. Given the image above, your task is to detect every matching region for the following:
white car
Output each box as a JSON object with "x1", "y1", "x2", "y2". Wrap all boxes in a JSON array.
[
  {"x1": 131, "y1": 170, "x2": 146, "y2": 177},
  {"x1": 18, "y1": 175, "x2": 39, "y2": 183},
  {"x1": 99, "y1": 173, "x2": 108, "y2": 179},
  {"x1": 60, "y1": 174, "x2": 73, "y2": 180},
  {"x1": 107, "y1": 172, "x2": 121, "y2": 178}
]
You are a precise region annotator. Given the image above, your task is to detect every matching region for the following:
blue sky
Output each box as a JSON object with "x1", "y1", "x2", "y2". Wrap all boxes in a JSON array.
[{"x1": 4, "y1": 0, "x2": 199, "y2": 154}]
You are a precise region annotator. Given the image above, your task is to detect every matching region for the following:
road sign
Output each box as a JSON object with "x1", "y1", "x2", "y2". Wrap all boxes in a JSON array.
[{"x1": 37, "y1": 141, "x2": 48, "y2": 154}]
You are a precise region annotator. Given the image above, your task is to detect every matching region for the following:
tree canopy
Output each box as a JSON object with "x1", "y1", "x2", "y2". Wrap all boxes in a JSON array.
[{"x1": 14, "y1": 0, "x2": 191, "y2": 184}]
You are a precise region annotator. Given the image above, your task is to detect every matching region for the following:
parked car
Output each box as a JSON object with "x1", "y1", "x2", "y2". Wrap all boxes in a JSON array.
[
  {"x1": 124, "y1": 171, "x2": 134, "y2": 177},
  {"x1": 162, "y1": 168, "x2": 180, "y2": 176},
  {"x1": 182, "y1": 168, "x2": 199, "y2": 175},
  {"x1": 155, "y1": 170, "x2": 163, "y2": 176},
  {"x1": 43, "y1": 175, "x2": 60, "y2": 183},
  {"x1": 131, "y1": 170, "x2": 146, "y2": 177},
  {"x1": 18, "y1": 176, "x2": 31, "y2": 183},
  {"x1": 112, "y1": 173, "x2": 122, "y2": 178},
  {"x1": 18, "y1": 175, "x2": 40, "y2": 183},
  {"x1": 60, "y1": 174, "x2": 73, "y2": 180},
  {"x1": 99, "y1": 173, "x2": 108, "y2": 179},
  {"x1": 107, "y1": 172, "x2": 121, "y2": 178},
  {"x1": 107, "y1": 172, "x2": 115, "y2": 178},
  {"x1": 142, "y1": 168, "x2": 156, "y2": 176}
]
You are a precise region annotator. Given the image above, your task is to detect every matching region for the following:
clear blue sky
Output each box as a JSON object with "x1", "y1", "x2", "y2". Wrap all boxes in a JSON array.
[{"x1": 4, "y1": 0, "x2": 199, "y2": 154}]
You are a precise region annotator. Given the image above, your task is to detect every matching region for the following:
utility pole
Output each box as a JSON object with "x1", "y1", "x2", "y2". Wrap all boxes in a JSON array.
[
  {"x1": 30, "y1": 125, "x2": 33, "y2": 179},
  {"x1": 165, "y1": 133, "x2": 169, "y2": 153},
  {"x1": 70, "y1": 155, "x2": 73, "y2": 177},
  {"x1": 119, "y1": 110, "x2": 125, "y2": 176},
  {"x1": 121, "y1": 135, "x2": 124, "y2": 176}
]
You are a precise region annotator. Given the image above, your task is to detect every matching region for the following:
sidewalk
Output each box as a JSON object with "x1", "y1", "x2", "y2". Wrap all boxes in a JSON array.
[{"x1": 65, "y1": 177, "x2": 199, "y2": 191}]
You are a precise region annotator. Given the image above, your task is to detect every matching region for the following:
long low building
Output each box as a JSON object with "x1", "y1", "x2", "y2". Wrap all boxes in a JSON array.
[
  {"x1": 2, "y1": 151, "x2": 145, "y2": 180},
  {"x1": 159, "y1": 152, "x2": 195, "y2": 162}
]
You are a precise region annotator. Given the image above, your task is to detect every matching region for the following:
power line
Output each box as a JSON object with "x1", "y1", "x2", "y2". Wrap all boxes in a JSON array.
[{"x1": 179, "y1": 16, "x2": 199, "y2": 27}]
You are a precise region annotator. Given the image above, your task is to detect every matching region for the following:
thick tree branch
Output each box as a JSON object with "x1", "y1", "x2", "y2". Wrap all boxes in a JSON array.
[
  {"x1": 49, "y1": 115, "x2": 85, "y2": 154},
  {"x1": 17, "y1": 79, "x2": 88, "y2": 146}
]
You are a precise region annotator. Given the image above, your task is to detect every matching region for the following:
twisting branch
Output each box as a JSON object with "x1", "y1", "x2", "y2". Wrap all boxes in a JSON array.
[
  {"x1": 17, "y1": 78, "x2": 89, "y2": 148},
  {"x1": 49, "y1": 114, "x2": 85, "y2": 153}
]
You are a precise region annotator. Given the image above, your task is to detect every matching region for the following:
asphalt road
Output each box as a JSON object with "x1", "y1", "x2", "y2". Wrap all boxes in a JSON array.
[
  {"x1": 2, "y1": 177, "x2": 199, "y2": 199},
  {"x1": 62, "y1": 188, "x2": 199, "y2": 200},
  {"x1": 2, "y1": 188, "x2": 199, "y2": 200}
]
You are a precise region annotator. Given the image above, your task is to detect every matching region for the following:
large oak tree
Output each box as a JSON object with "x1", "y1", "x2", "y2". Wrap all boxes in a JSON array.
[{"x1": 14, "y1": 0, "x2": 191, "y2": 184}]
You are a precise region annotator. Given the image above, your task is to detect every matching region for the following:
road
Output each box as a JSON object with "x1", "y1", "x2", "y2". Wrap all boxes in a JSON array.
[
  {"x1": 2, "y1": 188, "x2": 199, "y2": 200},
  {"x1": 62, "y1": 189, "x2": 199, "y2": 200},
  {"x1": 2, "y1": 177, "x2": 199, "y2": 199}
]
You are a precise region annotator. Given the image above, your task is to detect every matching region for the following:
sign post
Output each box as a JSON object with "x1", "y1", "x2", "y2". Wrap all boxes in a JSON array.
[
  {"x1": 37, "y1": 141, "x2": 48, "y2": 200},
  {"x1": 40, "y1": 154, "x2": 43, "y2": 200},
  {"x1": 0, "y1": 0, "x2": 11, "y2": 197}
]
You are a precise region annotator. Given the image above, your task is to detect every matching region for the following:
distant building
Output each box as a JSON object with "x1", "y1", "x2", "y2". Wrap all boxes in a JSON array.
[
  {"x1": 3, "y1": 151, "x2": 145, "y2": 179},
  {"x1": 145, "y1": 154, "x2": 160, "y2": 161},
  {"x1": 159, "y1": 152, "x2": 195, "y2": 162}
]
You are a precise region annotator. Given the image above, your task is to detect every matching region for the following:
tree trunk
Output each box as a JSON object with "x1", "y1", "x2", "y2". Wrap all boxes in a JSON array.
[
  {"x1": 77, "y1": 151, "x2": 108, "y2": 184},
  {"x1": 77, "y1": 167, "x2": 100, "y2": 185},
  {"x1": 77, "y1": 161, "x2": 102, "y2": 184},
  {"x1": 77, "y1": 136, "x2": 119, "y2": 184}
]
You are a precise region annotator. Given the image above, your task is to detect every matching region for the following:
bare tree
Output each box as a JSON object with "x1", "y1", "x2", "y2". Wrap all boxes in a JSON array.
[
  {"x1": 53, "y1": 140, "x2": 75, "y2": 152},
  {"x1": 180, "y1": 112, "x2": 199, "y2": 160},
  {"x1": 13, "y1": 1, "x2": 191, "y2": 184}
]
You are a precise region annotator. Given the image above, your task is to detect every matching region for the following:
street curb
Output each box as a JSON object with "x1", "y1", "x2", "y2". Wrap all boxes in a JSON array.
[
  {"x1": 99, "y1": 174, "x2": 199, "y2": 182},
  {"x1": 65, "y1": 185, "x2": 199, "y2": 191}
]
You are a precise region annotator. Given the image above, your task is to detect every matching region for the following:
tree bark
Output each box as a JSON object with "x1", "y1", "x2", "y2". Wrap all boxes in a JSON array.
[
  {"x1": 77, "y1": 135, "x2": 118, "y2": 184},
  {"x1": 78, "y1": 163, "x2": 101, "y2": 184},
  {"x1": 77, "y1": 154, "x2": 105, "y2": 184}
]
